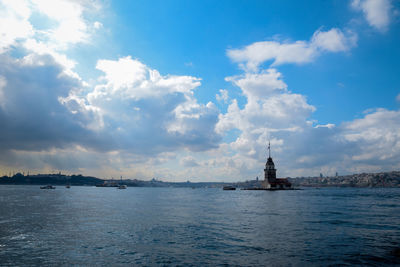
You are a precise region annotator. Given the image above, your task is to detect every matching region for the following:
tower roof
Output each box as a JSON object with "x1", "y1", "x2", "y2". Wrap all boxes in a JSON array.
[{"x1": 266, "y1": 141, "x2": 275, "y2": 166}]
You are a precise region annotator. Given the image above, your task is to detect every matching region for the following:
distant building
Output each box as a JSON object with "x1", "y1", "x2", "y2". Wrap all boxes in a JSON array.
[{"x1": 262, "y1": 142, "x2": 292, "y2": 189}]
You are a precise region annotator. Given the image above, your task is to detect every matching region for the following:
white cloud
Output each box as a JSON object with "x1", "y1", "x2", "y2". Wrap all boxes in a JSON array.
[
  {"x1": 215, "y1": 56, "x2": 400, "y2": 179},
  {"x1": 311, "y1": 28, "x2": 357, "y2": 52},
  {"x1": 0, "y1": 0, "x2": 101, "y2": 55},
  {"x1": 1, "y1": 0, "x2": 31, "y2": 18},
  {"x1": 227, "y1": 28, "x2": 357, "y2": 71},
  {"x1": 396, "y1": 93, "x2": 400, "y2": 102},
  {"x1": 227, "y1": 40, "x2": 314, "y2": 71},
  {"x1": 225, "y1": 69, "x2": 287, "y2": 100},
  {"x1": 31, "y1": 0, "x2": 90, "y2": 47},
  {"x1": 0, "y1": 0, "x2": 33, "y2": 53},
  {"x1": 212, "y1": 65, "x2": 319, "y2": 179},
  {"x1": 341, "y1": 108, "x2": 400, "y2": 165},
  {"x1": 32, "y1": 0, "x2": 82, "y2": 20},
  {"x1": 23, "y1": 39, "x2": 79, "y2": 79},
  {"x1": 217, "y1": 68, "x2": 315, "y2": 136},
  {"x1": 352, "y1": 0, "x2": 392, "y2": 31},
  {"x1": 94, "y1": 21, "x2": 103, "y2": 29},
  {"x1": 216, "y1": 98, "x2": 400, "y2": 179},
  {"x1": 315, "y1": 123, "x2": 335, "y2": 129},
  {"x1": 64, "y1": 56, "x2": 221, "y2": 154},
  {"x1": 216, "y1": 89, "x2": 229, "y2": 103},
  {"x1": 94, "y1": 56, "x2": 201, "y2": 100},
  {"x1": 95, "y1": 57, "x2": 148, "y2": 91}
]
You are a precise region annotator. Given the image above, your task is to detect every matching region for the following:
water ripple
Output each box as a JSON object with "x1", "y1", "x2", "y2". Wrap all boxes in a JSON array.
[{"x1": 0, "y1": 186, "x2": 399, "y2": 266}]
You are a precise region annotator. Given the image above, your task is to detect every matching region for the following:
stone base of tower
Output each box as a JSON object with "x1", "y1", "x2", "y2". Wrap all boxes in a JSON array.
[
  {"x1": 262, "y1": 180, "x2": 272, "y2": 189},
  {"x1": 263, "y1": 178, "x2": 292, "y2": 189}
]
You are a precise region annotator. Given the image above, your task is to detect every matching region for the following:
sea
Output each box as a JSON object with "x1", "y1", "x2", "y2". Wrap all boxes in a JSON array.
[{"x1": 0, "y1": 185, "x2": 399, "y2": 266}]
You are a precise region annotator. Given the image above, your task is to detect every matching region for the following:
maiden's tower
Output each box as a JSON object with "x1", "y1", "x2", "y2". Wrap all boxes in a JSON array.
[{"x1": 263, "y1": 142, "x2": 292, "y2": 189}]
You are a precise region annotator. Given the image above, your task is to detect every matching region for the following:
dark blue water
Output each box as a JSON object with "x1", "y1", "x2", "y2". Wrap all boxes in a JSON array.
[{"x1": 0, "y1": 186, "x2": 399, "y2": 266}]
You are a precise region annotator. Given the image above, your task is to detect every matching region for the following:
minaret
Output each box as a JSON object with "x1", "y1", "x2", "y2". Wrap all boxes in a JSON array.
[{"x1": 264, "y1": 141, "x2": 276, "y2": 183}]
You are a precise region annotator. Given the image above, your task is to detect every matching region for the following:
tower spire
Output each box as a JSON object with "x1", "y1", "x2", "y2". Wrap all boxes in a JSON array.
[{"x1": 268, "y1": 140, "x2": 271, "y2": 158}]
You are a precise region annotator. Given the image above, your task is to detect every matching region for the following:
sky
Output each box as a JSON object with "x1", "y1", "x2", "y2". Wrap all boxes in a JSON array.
[{"x1": 0, "y1": 0, "x2": 399, "y2": 181}]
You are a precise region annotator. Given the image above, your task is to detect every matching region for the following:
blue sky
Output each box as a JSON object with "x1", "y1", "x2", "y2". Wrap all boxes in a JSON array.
[
  {"x1": 106, "y1": 0, "x2": 400, "y2": 120},
  {"x1": 0, "y1": 0, "x2": 399, "y2": 181}
]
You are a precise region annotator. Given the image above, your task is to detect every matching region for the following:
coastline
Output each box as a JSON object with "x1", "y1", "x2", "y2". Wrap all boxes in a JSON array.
[{"x1": 1, "y1": 170, "x2": 399, "y2": 188}]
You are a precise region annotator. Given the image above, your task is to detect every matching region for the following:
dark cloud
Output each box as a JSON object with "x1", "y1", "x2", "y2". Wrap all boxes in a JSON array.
[
  {"x1": 0, "y1": 54, "x2": 99, "y2": 151},
  {"x1": 0, "y1": 53, "x2": 222, "y2": 163}
]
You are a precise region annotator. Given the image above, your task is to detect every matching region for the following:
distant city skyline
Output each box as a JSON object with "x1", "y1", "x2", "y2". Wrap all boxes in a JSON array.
[{"x1": 0, "y1": 0, "x2": 399, "y2": 181}]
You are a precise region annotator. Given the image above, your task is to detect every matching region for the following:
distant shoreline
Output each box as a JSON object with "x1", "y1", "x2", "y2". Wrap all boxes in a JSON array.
[
  {"x1": 1, "y1": 170, "x2": 399, "y2": 188},
  {"x1": 288, "y1": 171, "x2": 400, "y2": 188}
]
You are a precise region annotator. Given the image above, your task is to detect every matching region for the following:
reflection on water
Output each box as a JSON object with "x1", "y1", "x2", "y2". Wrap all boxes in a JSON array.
[{"x1": 0, "y1": 186, "x2": 399, "y2": 266}]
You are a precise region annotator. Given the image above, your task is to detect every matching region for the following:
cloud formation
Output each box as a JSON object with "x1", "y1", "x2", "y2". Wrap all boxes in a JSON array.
[
  {"x1": 84, "y1": 56, "x2": 220, "y2": 153},
  {"x1": 215, "y1": 67, "x2": 400, "y2": 178},
  {"x1": 0, "y1": 1, "x2": 399, "y2": 181},
  {"x1": 216, "y1": 89, "x2": 229, "y2": 103},
  {"x1": 0, "y1": 53, "x2": 221, "y2": 154},
  {"x1": 0, "y1": 0, "x2": 222, "y2": 177},
  {"x1": 0, "y1": 0, "x2": 99, "y2": 51},
  {"x1": 216, "y1": 66, "x2": 317, "y2": 176},
  {"x1": 0, "y1": 54, "x2": 97, "y2": 152},
  {"x1": 352, "y1": 0, "x2": 392, "y2": 31},
  {"x1": 0, "y1": 51, "x2": 223, "y2": 178},
  {"x1": 227, "y1": 28, "x2": 357, "y2": 71},
  {"x1": 215, "y1": 25, "x2": 399, "y2": 179}
]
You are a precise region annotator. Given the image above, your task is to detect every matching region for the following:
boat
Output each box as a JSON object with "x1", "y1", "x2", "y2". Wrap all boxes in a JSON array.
[
  {"x1": 117, "y1": 176, "x2": 127, "y2": 189},
  {"x1": 66, "y1": 184, "x2": 70, "y2": 188},
  {"x1": 223, "y1": 186, "x2": 236, "y2": 190},
  {"x1": 40, "y1": 185, "x2": 56, "y2": 189},
  {"x1": 95, "y1": 181, "x2": 119, "y2": 187}
]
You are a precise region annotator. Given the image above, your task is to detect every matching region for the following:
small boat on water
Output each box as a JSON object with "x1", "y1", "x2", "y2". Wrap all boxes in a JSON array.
[
  {"x1": 223, "y1": 186, "x2": 236, "y2": 190},
  {"x1": 95, "y1": 182, "x2": 119, "y2": 187},
  {"x1": 40, "y1": 185, "x2": 56, "y2": 189},
  {"x1": 117, "y1": 176, "x2": 127, "y2": 189},
  {"x1": 66, "y1": 184, "x2": 70, "y2": 188}
]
